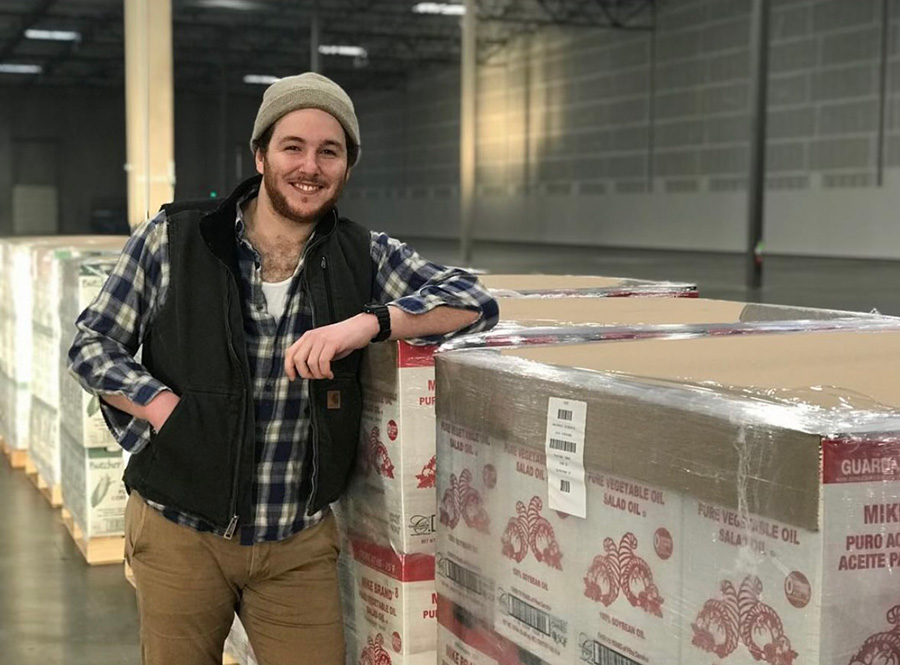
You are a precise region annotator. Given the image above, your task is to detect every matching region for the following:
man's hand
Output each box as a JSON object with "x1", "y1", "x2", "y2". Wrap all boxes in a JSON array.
[
  {"x1": 285, "y1": 313, "x2": 380, "y2": 380},
  {"x1": 100, "y1": 389, "x2": 181, "y2": 432},
  {"x1": 143, "y1": 390, "x2": 181, "y2": 432}
]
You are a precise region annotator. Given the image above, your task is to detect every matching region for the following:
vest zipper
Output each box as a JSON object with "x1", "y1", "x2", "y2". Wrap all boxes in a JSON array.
[
  {"x1": 321, "y1": 256, "x2": 337, "y2": 323},
  {"x1": 222, "y1": 277, "x2": 246, "y2": 539},
  {"x1": 305, "y1": 267, "x2": 321, "y2": 513}
]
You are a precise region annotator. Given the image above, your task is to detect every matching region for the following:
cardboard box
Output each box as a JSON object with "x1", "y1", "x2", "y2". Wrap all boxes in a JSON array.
[
  {"x1": 341, "y1": 536, "x2": 438, "y2": 665},
  {"x1": 29, "y1": 396, "x2": 59, "y2": 487},
  {"x1": 345, "y1": 298, "x2": 883, "y2": 557},
  {"x1": 59, "y1": 428, "x2": 126, "y2": 538},
  {"x1": 435, "y1": 330, "x2": 900, "y2": 665},
  {"x1": 58, "y1": 256, "x2": 120, "y2": 447}
]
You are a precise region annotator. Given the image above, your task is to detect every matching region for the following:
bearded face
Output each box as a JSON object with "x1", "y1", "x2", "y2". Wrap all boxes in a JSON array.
[{"x1": 256, "y1": 108, "x2": 350, "y2": 226}]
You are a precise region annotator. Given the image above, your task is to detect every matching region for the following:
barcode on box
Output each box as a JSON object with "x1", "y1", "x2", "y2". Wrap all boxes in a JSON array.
[
  {"x1": 557, "y1": 409, "x2": 573, "y2": 421},
  {"x1": 549, "y1": 438, "x2": 577, "y2": 454},
  {"x1": 560, "y1": 479, "x2": 571, "y2": 493},
  {"x1": 581, "y1": 639, "x2": 640, "y2": 665},
  {"x1": 507, "y1": 594, "x2": 550, "y2": 636},
  {"x1": 447, "y1": 560, "x2": 486, "y2": 596}
]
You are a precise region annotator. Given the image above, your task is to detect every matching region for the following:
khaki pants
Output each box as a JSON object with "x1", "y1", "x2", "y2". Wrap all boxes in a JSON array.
[{"x1": 124, "y1": 492, "x2": 344, "y2": 665}]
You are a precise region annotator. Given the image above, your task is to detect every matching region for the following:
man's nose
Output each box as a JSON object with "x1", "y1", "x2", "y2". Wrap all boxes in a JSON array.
[{"x1": 297, "y1": 149, "x2": 320, "y2": 174}]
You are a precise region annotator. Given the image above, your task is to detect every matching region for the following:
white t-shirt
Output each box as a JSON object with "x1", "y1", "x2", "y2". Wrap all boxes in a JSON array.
[{"x1": 260, "y1": 276, "x2": 292, "y2": 321}]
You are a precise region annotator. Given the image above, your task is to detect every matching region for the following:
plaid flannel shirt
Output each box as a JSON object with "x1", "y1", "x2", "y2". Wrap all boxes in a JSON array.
[{"x1": 68, "y1": 189, "x2": 499, "y2": 544}]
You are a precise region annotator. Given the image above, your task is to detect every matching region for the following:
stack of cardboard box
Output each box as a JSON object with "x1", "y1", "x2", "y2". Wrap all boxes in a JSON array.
[
  {"x1": 337, "y1": 277, "x2": 708, "y2": 665},
  {"x1": 435, "y1": 328, "x2": 900, "y2": 665},
  {"x1": 58, "y1": 254, "x2": 129, "y2": 541},
  {"x1": 28, "y1": 239, "x2": 125, "y2": 499},
  {"x1": 335, "y1": 279, "x2": 885, "y2": 665}
]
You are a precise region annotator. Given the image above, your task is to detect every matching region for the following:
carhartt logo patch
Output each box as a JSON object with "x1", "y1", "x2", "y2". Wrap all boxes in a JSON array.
[{"x1": 327, "y1": 390, "x2": 341, "y2": 410}]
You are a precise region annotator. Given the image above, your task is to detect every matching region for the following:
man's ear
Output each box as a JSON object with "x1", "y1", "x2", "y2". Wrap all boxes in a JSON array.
[
  {"x1": 344, "y1": 168, "x2": 352, "y2": 183},
  {"x1": 254, "y1": 148, "x2": 265, "y2": 175}
]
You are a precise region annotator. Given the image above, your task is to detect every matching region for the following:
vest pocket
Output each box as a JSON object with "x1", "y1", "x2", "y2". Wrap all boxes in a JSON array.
[
  {"x1": 313, "y1": 375, "x2": 363, "y2": 509},
  {"x1": 144, "y1": 389, "x2": 243, "y2": 527}
]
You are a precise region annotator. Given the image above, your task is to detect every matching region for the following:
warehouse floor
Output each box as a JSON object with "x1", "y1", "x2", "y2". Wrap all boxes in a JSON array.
[{"x1": 1, "y1": 243, "x2": 898, "y2": 665}]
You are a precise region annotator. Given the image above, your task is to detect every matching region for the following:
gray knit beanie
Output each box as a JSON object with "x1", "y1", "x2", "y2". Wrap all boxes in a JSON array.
[{"x1": 250, "y1": 72, "x2": 361, "y2": 167}]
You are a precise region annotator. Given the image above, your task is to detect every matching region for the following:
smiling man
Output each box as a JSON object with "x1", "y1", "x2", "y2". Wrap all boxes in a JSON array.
[{"x1": 67, "y1": 72, "x2": 498, "y2": 665}]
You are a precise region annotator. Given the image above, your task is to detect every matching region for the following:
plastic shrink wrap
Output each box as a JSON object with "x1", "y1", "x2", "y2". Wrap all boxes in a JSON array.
[
  {"x1": 479, "y1": 274, "x2": 698, "y2": 299},
  {"x1": 338, "y1": 293, "x2": 892, "y2": 665},
  {"x1": 0, "y1": 236, "x2": 124, "y2": 457},
  {"x1": 435, "y1": 328, "x2": 900, "y2": 665},
  {"x1": 29, "y1": 240, "x2": 125, "y2": 489}
]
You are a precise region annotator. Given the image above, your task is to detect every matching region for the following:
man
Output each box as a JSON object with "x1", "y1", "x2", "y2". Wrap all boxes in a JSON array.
[{"x1": 68, "y1": 72, "x2": 498, "y2": 665}]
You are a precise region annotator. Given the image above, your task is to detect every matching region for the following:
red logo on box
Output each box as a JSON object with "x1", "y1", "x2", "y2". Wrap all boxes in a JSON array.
[
  {"x1": 359, "y1": 633, "x2": 392, "y2": 665},
  {"x1": 654, "y1": 527, "x2": 673, "y2": 561},
  {"x1": 439, "y1": 468, "x2": 490, "y2": 533},
  {"x1": 784, "y1": 571, "x2": 810, "y2": 609},
  {"x1": 387, "y1": 420, "x2": 398, "y2": 441},
  {"x1": 848, "y1": 603, "x2": 900, "y2": 665},
  {"x1": 691, "y1": 576, "x2": 797, "y2": 664},
  {"x1": 483, "y1": 464, "x2": 497, "y2": 489},
  {"x1": 361, "y1": 426, "x2": 395, "y2": 479},
  {"x1": 416, "y1": 456, "x2": 436, "y2": 488},
  {"x1": 583, "y1": 532, "x2": 664, "y2": 617},
  {"x1": 501, "y1": 496, "x2": 562, "y2": 570},
  {"x1": 822, "y1": 437, "x2": 900, "y2": 484}
]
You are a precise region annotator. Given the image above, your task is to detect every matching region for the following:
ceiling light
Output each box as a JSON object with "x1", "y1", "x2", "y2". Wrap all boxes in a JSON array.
[
  {"x1": 412, "y1": 2, "x2": 465, "y2": 15},
  {"x1": 318, "y1": 45, "x2": 367, "y2": 58},
  {"x1": 243, "y1": 74, "x2": 280, "y2": 85},
  {"x1": 25, "y1": 29, "x2": 81, "y2": 41},
  {"x1": 195, "y1": 0, "x2": 266, "y2": 10},
  {"x1": 0, "y1": 64, "x2": 42, "y2": 74}
]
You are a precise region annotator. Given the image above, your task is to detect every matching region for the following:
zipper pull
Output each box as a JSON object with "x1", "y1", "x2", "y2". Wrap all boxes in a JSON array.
[
  {"x1": 224, "y1": 515, "x2": 239, "y2": 540},
  {"x1": 321, "y1": 256, "x2": 327, "y2": 269}
]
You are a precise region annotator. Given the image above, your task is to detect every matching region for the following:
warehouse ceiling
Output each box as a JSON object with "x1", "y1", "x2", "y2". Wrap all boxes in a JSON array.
[{"x1": 0, "y1": 0, "x2": 655, "y2": 94}]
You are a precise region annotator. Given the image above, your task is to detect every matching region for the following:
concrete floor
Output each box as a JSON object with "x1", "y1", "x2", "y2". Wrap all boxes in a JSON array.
[{"x1": 2, "y1": 242, "x2": 899, "y2": 665}]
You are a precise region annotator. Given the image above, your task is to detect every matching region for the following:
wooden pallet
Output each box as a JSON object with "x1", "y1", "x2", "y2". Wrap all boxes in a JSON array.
[
  {"x1": 1, "y1": 440, "x2": 27, "y2": 469},
  {"x1": 24, "y1": 454, "x2": 37, "y2": 476},
  {"x1": 27, "y1": 469, "x2": 62, "y2": 507},
  {"x1": 61, "y1": 508, "x2": 125, "y2": 565}
]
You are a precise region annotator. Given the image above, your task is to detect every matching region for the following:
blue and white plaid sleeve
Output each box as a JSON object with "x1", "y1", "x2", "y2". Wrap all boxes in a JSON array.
[
  {"x1": 370, "y1": 231, "x2": 499, "y2": 344},
  {"x1": 67, "y1": 211, "x2": 170, "y2": 453}
]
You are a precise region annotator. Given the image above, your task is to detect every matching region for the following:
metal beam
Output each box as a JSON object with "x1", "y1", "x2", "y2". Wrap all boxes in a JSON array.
[
  {"x1": 0, "y1": 0, "x2": 57, "y2": 62},
  {"x1": 460, "y1": 0, "x2": 477, "y2": 266},
  {"x1": 746, "y1": 0, "x2": 770, "y2": 291},
  {"x1": 310, "y1": 2, "x2": 321, "y2": 73},
  {"x1": 877, "y1": 0, "x2": 890, "y2": 187}
]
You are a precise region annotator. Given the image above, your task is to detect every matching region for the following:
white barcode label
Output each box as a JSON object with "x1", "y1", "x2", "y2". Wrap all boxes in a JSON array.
[{"x1": 546, "y1": 397, "x2": 587, "y2": 518}]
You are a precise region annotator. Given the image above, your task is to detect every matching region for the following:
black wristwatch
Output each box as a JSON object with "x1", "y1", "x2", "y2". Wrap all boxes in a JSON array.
[{"x1": 362, "y1": 303, "x2": 392, "y2": 342}]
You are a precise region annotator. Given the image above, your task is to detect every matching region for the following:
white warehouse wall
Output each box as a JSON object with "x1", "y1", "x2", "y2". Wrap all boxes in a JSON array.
[{"x1": 342, "y1": 0, "x2": 900, "y2": 259}]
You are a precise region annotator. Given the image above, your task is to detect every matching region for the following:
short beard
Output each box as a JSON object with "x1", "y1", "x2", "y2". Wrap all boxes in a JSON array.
[{"x1": 262, "y1": 153, "x2": 346, "y2": 225}]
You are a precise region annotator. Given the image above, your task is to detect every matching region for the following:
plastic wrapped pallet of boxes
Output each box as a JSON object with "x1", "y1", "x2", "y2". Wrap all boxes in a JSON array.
[
  {"x1": 0, "y1": 236, "x2": 119, "y2": 455},
  {"x1": 479, "y1": 274, "x2": 698, "y2": 299},
  {"x1": 434, "y1": 328, "x2": 900, "y2": 665},
  {"x1": 336, "y1": 296, "x2": 890, "y2": 665},
  {"x1": 58, "y1": 254, "x2": 128, "y2": 539},
  {"x1": 29, "y1": 239, "x2": 126, "y2": 492}
]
